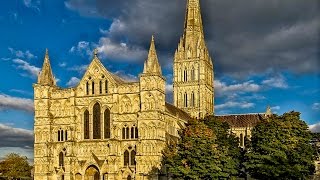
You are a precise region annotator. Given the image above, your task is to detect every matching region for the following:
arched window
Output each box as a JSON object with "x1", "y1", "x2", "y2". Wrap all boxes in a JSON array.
[
  {"x1": 61, "y1": 130, "x2": 64, "y2": 141},
  {"x1": 122, "y1": 128, "x2": 126, "y2": 139},
  {"x1": 130, "y1": 150, "x2": 136, "y2": 165},
  {"x1": 99, "y1": 81, "x2": 102, "y2": 94},
  {"x1": 93, "y1": 103, "x2": 101, "y2": 139},
  {"x1": 65, "y1": 131, "x2": 68, "y2": 141},
  {"x1": 240, "y1": 133, "x2": 244, "y2": 147},
  {"x1": 104, "y1": 109, "x2": 111, "y2": 139},
  {"x1": 59, "y1": 152, "x2": 64, "y2": 167},
  {"x1": 105, "y1": 80, "x2": 108, "y2": 93},
  {"x1": 191, "y1": 67, "x2": 195, "y2": 81},
  {"x1": 191, "y1": 92, "x2": 195, "y2": 107},
  {"x1": 58, "y1": 130, "x2": 61, "y2": 141},
  {"x1": 92, "y1": 82, "x2": 95, "y2": 94},
  {"x1": 124, "y1": 150, "x2": 129, "y2": 166},
  {"x1": 135, "y1": 127, "x2": 138, "y2": 139},
  {"x1": 184, "y1": 69, "x2": 188, "y2": 82},
  {"x1": 184, "y1": 93, "x2": 188, "y2": 107},
  {"x1": 126, "y1": 127, "x2": 129, "y2": 139},
  {"x1": 131, "y1": 127, "x2": 134, "y2": 139},
  {"x1": 84, "y1": 110, "x2": 89, "y2": 139},
  {"x1": 86, "y1": 82, "x2": 89, "y2": 95}
]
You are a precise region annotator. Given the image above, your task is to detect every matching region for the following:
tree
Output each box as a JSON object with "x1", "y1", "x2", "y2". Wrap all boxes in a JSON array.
[
  {"x1": 0, "y1": 153, "x2": 32, "y2": 179},
  {"x1": 163, "y1": 116, "x2": 241, "y2": 179},
  {"x1": 244, "y1": 111, "x2": 315, "y2": 179}
]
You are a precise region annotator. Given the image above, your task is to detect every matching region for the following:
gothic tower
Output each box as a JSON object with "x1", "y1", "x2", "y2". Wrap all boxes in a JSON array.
[{"x1": 173, "y1": 0, "x2": 214, "y2": 119}]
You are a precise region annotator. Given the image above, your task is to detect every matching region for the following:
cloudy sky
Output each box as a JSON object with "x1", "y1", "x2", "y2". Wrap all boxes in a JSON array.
[{"x1": 0, "y1": 0, "x2": 319, "y2": 162}]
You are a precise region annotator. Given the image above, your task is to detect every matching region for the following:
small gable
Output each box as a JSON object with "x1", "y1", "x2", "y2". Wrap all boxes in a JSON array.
[{"x1": 76, "y1": 53, "x2": 125, "y2": 96}]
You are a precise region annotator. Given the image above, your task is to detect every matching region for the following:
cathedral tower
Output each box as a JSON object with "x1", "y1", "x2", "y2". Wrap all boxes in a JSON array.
[{"x1": 173, "y1": 0, "x2": 214, "y2": 119}]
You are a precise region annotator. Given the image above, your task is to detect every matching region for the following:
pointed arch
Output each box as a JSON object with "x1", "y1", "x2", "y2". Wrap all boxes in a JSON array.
[
  {"x1": 130, "y1": 150, "x2": 136, "y2": 165},
  {"x1": 59, "y1": 152, "x2": 64, "y2": 167},
  {"x1": 84, "y1": 110, "x2": 89, "y2": 139},
  {"x1": 93, "y1": 103, "x2": 101, "y2": 139},
  {"x1": 92, "y1": 81, "x2": 95, "y2": 95},
  {"x1": 86, "y1": 81, "x2": 89, "y2": 95},
  {"x1": 184, "y1": 92, "x2": 188, "y2": 107},
  {"x1": 191, "y1": 66, "x2": 195, "y2": 81},
  {"x1": 105, "y1": 80, "x2": 108, "y2": 93},
  {"x1": 191, "y1": 91, "x2": 195, "y2": 107},
  {"x1": 183, "y1": 68, "x2": 188, "y2": 82},
  {"x1": 99, "y1": 80, "x2": 102, "y2": 94},
  {"x1": 104, "y1": 108, "x2": 111, "y2": 139},
  {"x1": 124, "y1": 150, "x2": 129, "y2": 166}
]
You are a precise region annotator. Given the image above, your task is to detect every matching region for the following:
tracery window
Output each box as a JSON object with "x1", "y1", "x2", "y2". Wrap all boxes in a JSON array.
[
  {"x1": 84, "y1": 110, "x2": 89, "y2": 139},
  {"x1": 122, "y1": 125, "x2": 138, "y2": 139},
  {"x1": 124, "y1": 148, "x2": 136, "y2": 166},
  {"x1": 104, "y1": 108, "x2": 111, "y2": 139},
  {"x1": 58, "y1": 129, "x2": 68, "y2": 142},
  {"x1": 184, "y1": 69, "x2": 188, "y2": 82},
  {"x1": 93, "y1": 103, "x2": 101, "y2": 139},
  {"x1": 59, "y1": 152, "x2": 64, "y2": 167}
]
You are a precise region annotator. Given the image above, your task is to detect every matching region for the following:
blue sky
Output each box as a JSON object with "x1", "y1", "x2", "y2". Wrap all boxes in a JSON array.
[{"x1": 0, "y1": 0, "x2": 319, "y2": 162}]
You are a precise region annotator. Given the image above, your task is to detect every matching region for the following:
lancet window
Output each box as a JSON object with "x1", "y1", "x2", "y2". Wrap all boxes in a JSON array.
[
  {"x1": 84, "y1": 110, "x2": 89, "y2": 139},
  {"x1": 124, "y1": 148, "x2": 136, "y2": 166},
  {"x1": 104, "y1": 108, "x2": 111, "y2": 138},
  {"x1": 93, "y1": 103, "x2": 101, "y2": 139}
]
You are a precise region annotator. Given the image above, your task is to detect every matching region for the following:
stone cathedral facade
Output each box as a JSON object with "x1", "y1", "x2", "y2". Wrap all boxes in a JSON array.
[{"x1": 33, "y1": 0, "x2": 269, "y2": 179}]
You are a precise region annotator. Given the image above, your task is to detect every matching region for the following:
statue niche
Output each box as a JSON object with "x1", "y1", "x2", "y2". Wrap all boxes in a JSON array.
[{"x1": 120, "y1": 96, "x2": 132, "y2": 113}]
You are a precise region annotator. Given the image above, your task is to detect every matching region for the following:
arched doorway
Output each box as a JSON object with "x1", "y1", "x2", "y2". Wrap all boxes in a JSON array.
[{"x1": 85, "y1": 165, "x2": 100, "y2": 180}]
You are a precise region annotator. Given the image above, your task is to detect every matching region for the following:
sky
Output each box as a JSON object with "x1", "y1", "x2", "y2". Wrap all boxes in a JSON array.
[{"x1": 0, "y1": 0, "x2": 319, "y2": 163}]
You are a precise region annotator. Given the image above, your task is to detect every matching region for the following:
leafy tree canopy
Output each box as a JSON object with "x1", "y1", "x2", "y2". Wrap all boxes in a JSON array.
[
  {"x1": 244, "y1": 111, "x2": 315, "y2": 180},
  {"x1": 0, "y1": 153, "x2": 32, "y2": 179},
  {"x1": 163, "y1": 116, "x2": 241, "y2": 179}
]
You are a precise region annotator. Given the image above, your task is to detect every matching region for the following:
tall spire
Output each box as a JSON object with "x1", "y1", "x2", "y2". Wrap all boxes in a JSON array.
[
  {"x1": 143, "y1": 35, "x2": 162, "y2": 75},
  {"x1": 184, "y1": 0, "x2": 204, "y2": 41},
  {"x1": 38, "y1": 49, "x2": 55, "y2": 86}
]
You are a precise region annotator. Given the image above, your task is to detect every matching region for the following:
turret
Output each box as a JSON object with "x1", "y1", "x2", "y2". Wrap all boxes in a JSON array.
[
  {"x1": 140, "y1": 36, "x2": 165, "y2": 112},
  {"x1": 38, "y1": 49, "x2": 56, "y2": 86}
]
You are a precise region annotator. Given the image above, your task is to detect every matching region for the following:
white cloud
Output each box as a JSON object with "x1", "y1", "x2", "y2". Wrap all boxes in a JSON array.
[
  {"x1": 67, "y1": 64, "x2": 88, "y2": 74},
  {"x1": 98, "y1": 37, "x2": 147, "y2": 61},
  {"x1": 215, "y1": 79, "x2": 261, "y2": 97},
  {"x1": 271, "y1": 106, "x2": 280, "y2": 110},
  {"x1": 262, "y1": 75, "x2": 288, "y2": 89},
  {"x1": 69, "y1": 41, "x2": 93, "y2": 56},
  {"x1": 9, "y1": 89, "x2": 32, "y2": 96},
  {"x1": 66, "y1": 77, "x2": 80, "y2": 87},
  {"x1": 215, "y1": 101, "x2": 255, "y2": 110},
  {"x1": 312, "y1": 103, "x2": 320, "y2": 111},
  {"x1": 23, "y1": 0, "x2": 40, "y2": 12},
  {"x1": 309, "y1": 122, "x2": 320, "y2": 133},
  {"x1": 166, "y1": 84, "x2": 173, "y2": 93},
  {"x1": 12, "y1": 59, "x2": 40, "y2": 78},
  {"x1": 8, "y1": 48, "x2": 36, "y2": 59},
  {"x1": 114, "y1": 70, "x2": 137, "y2": 82},
  {"x1": 58, "y1": 62, "x2": 67, "y2": 68},
  {"x1": 0, "y1": 94, "x2": 34, "y2": 112}
]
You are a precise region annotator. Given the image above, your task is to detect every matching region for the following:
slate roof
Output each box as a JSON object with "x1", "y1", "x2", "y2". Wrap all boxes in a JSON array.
[
  {"x1": 165, "y1": 102, "x2": 192, "y2": 121},
  {"x1": 215, "y1": 114, "x2": 266, "y2": 128}
]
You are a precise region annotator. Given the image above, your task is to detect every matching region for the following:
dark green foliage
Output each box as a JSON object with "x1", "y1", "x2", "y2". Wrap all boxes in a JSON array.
[
  {"x1": 163, "y1": 117, "x2": 241, "y2": 179},
  {"x1": 0, "y1": 153, "x2": 32, "y2": 179},
  {"x1": 244, "y1": 111, "x2": 315, "y2": 180}
]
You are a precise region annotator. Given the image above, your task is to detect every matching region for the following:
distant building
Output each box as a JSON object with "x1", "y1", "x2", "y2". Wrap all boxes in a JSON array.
[{"x1": 33, "y1": 0, "x2": 268, "y2": 179}]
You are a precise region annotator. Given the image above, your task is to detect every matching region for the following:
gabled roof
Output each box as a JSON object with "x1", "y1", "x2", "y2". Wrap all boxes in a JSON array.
[
  {"x1": 216, "y1": 113, "x2": 265, "y2": 128},
  {"x1": 165, "y1": 102, "x2": 192, "y2": 121}
]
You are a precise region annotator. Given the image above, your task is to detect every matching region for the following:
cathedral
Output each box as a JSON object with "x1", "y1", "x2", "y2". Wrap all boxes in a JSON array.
[{"x1": 33, "y1": 0, "x2": 270, "y2": 179}]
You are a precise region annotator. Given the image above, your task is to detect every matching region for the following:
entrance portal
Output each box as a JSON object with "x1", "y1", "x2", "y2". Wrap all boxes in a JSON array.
[{"x1": 85, "y1": 165, "x2": 100, "y2": 180}]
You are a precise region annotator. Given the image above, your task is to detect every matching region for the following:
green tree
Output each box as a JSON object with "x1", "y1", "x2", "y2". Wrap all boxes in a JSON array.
[
  {"x1": 0, "y1": 153, "x2": 32, "y2": 179},
  {"x1": 163, "y1": 117, "x2": 241, "y2": 179},
  {"x1": 244, "y1": 111, "x2": 315, "y2": 179}
]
